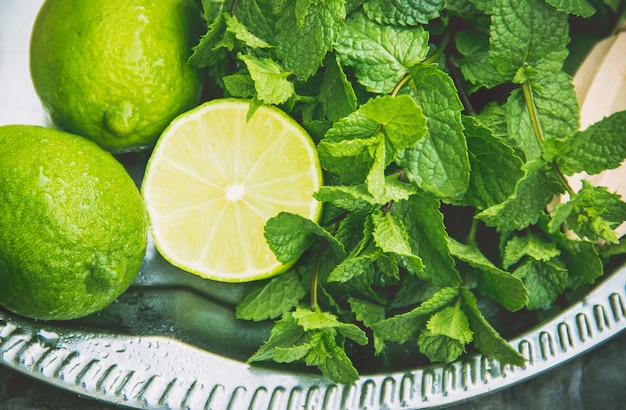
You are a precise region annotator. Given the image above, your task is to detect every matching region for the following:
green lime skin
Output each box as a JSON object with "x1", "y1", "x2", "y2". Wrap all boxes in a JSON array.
[
  {"x1": 30, "y1": 0, "x2": 204, "y2": 153},
  {"x1": 0, "y1": 125, "x2": 148, "y2": 320}
]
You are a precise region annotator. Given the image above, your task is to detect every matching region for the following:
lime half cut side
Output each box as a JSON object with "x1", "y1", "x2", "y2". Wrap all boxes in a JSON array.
[{"x1": 142, "y1": 99, "x2": 323, "y2": 282}]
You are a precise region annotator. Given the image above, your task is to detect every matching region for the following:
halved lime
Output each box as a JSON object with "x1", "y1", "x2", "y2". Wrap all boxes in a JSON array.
[{"x1": 142, "y1": 99, "x2": 322, "y2": 282}]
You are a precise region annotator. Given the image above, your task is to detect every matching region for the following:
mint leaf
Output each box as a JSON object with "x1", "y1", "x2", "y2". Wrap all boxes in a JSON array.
[
  {"x1": 321, "y1": 101, "x2": 378, "y2": 144},
  {"x1": 372, "y1": 211, "x2": 424, "y2": 274},
  {"x1": 550, "y1": 230, "x2": 603, "y2": 287},
  {"x1": 476, "y1": 101, "x2": 510, "y2": 144},
  {"x1": 396, "y1": 64, "x2": 470, "y2": 202},
  {"x1": 328, "y1": 253, "x2": 376, "y2": 283},
  {"x1": 454, "y1": 29, "x2": 510, "y2": 91},
  {"x1": 460, "y1": 289, "x2": 526, "y2": 366},
  {"x1": 222, "y1": 73, "x2": 256, "y2": 98},
  {"x1": 476, "y1": 159, "x2": 564, "y2": 232},
  {"x1": 363, "y1": 0, "x2": 446, "y2": 25},
  {"x1": 330, "y1": 212, "x2": 411, "y2": 284},
  {"x1": 249, "y1": 310, "x2": 362, "y2": 384},
  {"x1": 319, "y1": 54, "x2": 358, "y2": 122},
  {"x1": 366, "y1": 136, "x2": 387, "y2": 198},
  {"x1": 315, "y1": 174, "x2": 418, "y2": 213},
  {"x1": 371, "y1": 287, "x2": 460, "y2": 344},
  {"x1": 505, "y1": 71, "x2": 579, "y2": 161},
  {"x1": 275, "y1": 0, "x2": 345, "y2": 80},
  {"x1": 264, "y1": 212, "x2": 345, "y2": 263},
  {"x1": 419, "y1": 303, "x2": 472, "y2": 362},
  {"x1": 469, "y1": 0, "x2": 497, "y2": 13},
  {"x1": 325, "y1": 263, "x2": 383, "y2": 304},
  {"x1": 272, "y1": 343, "x2": 313, "y2": 363},
  {"x1": 462, "y1": 115, "x2": 524, "y2": 209},
  {"x1": 389, "y1": 276, "x2": 440, "y2": 309},
  {"x1": 360, "y1": 95, "x2": 428, "y2": 155},
  {"x1": 549, "y1": 180, "x2": 626, "y2": 244},
  {"x1": 335, "y1": 212, "x2": 371, "y2": 253},
  {"x1": 489, "y1": 0, "x2": 570, "y2": 77},
  {"x1": 225, "y1": 14, "x2": 273, "y2": 48},
  {"x1": 318, "y1": 94, "x2": 427, "y2": 195},
  {"x1": 248, "y1": 312, "x2": 310, "y2": 362},
  {"x1": 367, "y1": 95, "x2": 428, "y2": 198},
  {"x1": 236, "y1": 269, "x2": 306, "y2": 321},
  {"x1": 349, "y1": 297, "x2": 386, "y2": 327},
  {"x1": 512, "y1": 258, "x2": 568, "y2": 309},
  {"x1": 315, "y1": 185, "x2": 380, "y2": 214},
  {"x1": 426, "y1": 303, "x2": 473, "y2": 344},
  {"x1": 447, "y1": 237, "x2": 528, "y2": 311},
  {"x1": 555, "y1": 110, "x2": 626, "y2": 175},
  {"x1": 334, "y1": 11, "x2": 430, "y2": 93},
  {"x1": 349, "y1": 297, "x2": 386, "y2": 354},
  {"x1": 418, "y1": 331, "x2": 465, "y2": 363},
  {"x1": 233, "y1": 0, "x2": 276, "y2": 43},
  {"x1": 502, "y1": 232, "x2": 561, "y2": 269},
  {"x1": 189, "y1": 13, "x2": 228, "y2": 68},
  {"x1": 292, "y1": 308, "x2": 368, "y2": 345},
  {"x1": 392, "y1": 193, "x2": 462, "y2": 286},
  {"x1": 305, "y1": 330, "x2": 360, "y2": 384},
  {"x1": 378, "y1": 174, "x2": 421, "y2": 202},
  {"x1": 238, "y1": 53, "x2": 295, "y2": 104},
  {"x1": 546, "y1": 0, "x2": 596, "y2": 17},
  {"x1": 376, "y1": 252, "x2": 402, "y2": 282},
  {"x1": 318, "y1": 132, "x2": 381, "y2": 185},
  {"x1": 199, "y1": 0, "x2": 230, "y2": 22}
]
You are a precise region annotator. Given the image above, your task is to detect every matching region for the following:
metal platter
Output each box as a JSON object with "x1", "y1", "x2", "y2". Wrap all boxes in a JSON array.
[{"x1": 1, "y1": 1, "x2": 625, "y2": 409}]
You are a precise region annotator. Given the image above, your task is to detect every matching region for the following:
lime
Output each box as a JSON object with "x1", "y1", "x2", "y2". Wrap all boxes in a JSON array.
[
  {"x1": 29, "y1": 0, "x2": 204, "y2": 153},
  {"x1": 0, "y1": 125, "x2": 148, "y2": 320},
  {"x1": 141, "y1": 99, "x2": 323, "y2": 283}
]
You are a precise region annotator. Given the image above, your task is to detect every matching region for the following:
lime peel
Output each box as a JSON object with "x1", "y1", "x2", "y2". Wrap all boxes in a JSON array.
[
  {"x1": 0, "y1": 125, "x2": 147, "y2": 320},
  {"x1": 30, "y1": 0, "x2": 204, "y2": 153}
]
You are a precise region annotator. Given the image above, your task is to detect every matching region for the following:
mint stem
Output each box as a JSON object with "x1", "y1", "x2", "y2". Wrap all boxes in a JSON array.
[
  {"x1": 390, "y1": 31, "x2": 451, "y2": 98},
  {"x1": 424, "y1": 31, "x2": 450, "y2": 66},
  {"x1": 521, "y1": 80, "x2": 544, "y2": 147},
  {"x1": 229, "y1": 0, "x2": 239, "y2": 15},
  {"x1": 467, "y1": 216, "x2": 478, "y2": 246},
  {"x1": 448, "y1": 54, "x2": 475, "y2": 115},
  {"x1": 391, "y1": 74, "x2": 410, "y2": 98},
  {"x1": 310, "y1": 243, "x2": 325, "y2": 310},
  {"x1": 522, "y1": 80, "x2": 574, "y2": 195}
]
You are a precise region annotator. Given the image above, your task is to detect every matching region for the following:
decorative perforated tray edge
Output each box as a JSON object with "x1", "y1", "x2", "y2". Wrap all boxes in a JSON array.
[{"x1": 1, "y1": 265, "x2": 625, "y2": 410}]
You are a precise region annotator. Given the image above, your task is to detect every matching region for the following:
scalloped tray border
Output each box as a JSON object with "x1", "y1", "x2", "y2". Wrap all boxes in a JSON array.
[{"x1": 2, "y1": 265, "x2": 625, "y2": 410}]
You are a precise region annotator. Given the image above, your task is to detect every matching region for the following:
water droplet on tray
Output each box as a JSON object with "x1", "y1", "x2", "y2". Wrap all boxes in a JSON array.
[
  {"x1": 36, "y1": 329, "x2": 59, "y2": 347},
  {"x1": 112, "y1": 342, "x2": 127, "y2": 353}
]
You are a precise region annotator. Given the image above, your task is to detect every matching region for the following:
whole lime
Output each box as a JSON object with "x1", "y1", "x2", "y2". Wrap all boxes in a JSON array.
[
  {"x1": 30, "y1": 0, "x2": 204, "y2": 153},
  {"x1": 0, "y1": 125, "x2": 148, "y2": 320}
]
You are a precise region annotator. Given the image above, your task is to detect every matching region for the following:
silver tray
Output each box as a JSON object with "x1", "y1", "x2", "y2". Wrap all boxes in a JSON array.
[{"x1": 1, "y1": 1, "x2": 626, "y2": 409}]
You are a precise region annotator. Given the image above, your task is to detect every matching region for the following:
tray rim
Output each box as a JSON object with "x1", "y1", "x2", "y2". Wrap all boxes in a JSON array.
[{"x1": 1, "y1": 263, "x2": 624, "y2": 410}]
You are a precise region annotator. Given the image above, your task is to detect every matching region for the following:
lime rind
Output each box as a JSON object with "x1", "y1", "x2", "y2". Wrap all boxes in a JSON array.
[{"x1": 0, "y1": 125, "x2": 147, "y2": 320}]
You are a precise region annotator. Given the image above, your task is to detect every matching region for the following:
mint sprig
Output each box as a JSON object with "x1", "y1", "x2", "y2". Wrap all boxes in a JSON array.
[{"x1": 191, "y1": 0, "x2": 626, "y2": 383}]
